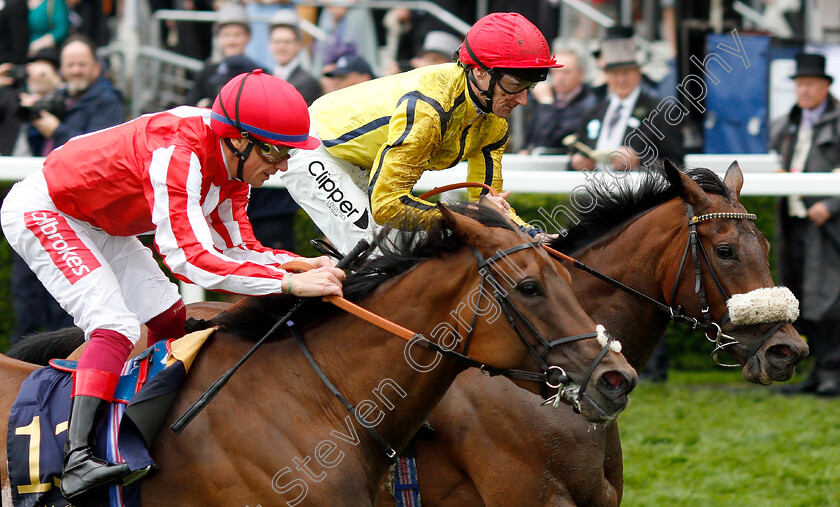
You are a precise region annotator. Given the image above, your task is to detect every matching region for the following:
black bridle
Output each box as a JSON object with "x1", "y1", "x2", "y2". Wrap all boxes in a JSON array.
[
  {"x1": 545, "y1": 203, "x2": 787, "y2": 368},
  {"x1": 669, "y1": 204, "x2": 784, "y2": 366},
  {"x1": 414, "y1": 242, "x2": 619, "y2": 413}
]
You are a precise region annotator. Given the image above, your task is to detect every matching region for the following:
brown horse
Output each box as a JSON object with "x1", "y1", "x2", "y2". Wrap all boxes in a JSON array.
[
  {"x1": 0, "y1": 204, "x2": 637, "y2": 506},
  {"x1": 375, "y1": 161, "x2": 808, "y2": 506}
]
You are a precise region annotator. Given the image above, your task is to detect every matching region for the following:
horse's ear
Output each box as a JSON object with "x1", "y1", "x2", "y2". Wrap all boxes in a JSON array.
[
  {"x1": 439, "y1": 204, "x2": 493, "y2": 246},
  {"x1": 663, "y1": 159, "x2": 711, "y2": 208},
  {"x1": 723, "y1": 160, "x2": 744, "y2": 199}
]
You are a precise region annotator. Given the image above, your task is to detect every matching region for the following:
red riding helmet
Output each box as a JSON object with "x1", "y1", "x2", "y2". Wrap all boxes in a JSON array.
[
  {"x1": 210, "y1": 69, "x2": 320, "y2": 150},
  {"x1": 457, "y1": 12, "x2": 562, "y2": 73}
]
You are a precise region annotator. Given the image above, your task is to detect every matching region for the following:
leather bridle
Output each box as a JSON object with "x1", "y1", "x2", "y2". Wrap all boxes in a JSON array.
[{"x1": 666, "y1": 204, "x2": 785, "y2": 367}]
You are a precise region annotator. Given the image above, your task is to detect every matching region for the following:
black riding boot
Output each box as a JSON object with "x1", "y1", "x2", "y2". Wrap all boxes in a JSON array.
[{"x1": 60, "y1": 395, "x2": 131, "y2": 500}]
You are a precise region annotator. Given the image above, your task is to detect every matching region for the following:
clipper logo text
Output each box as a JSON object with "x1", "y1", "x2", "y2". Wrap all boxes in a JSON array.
[
  {"x1": 24, "y1": 211, "x2": 101, "y2": 284},
  {"x1": 307, "y1": 161, "x2": 369, "y2": 229}
]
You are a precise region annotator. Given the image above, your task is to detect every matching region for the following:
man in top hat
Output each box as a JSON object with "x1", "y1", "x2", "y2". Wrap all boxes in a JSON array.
[
  {"x1": 570, "y1": 28, "x2": 683, "y2": 172},
  {"x1": 772, "y1": 53, "x2": 840, "y2": 397}
]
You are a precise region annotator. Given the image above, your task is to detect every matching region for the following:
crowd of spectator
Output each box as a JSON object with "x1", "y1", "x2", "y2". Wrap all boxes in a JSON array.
[{"x1": 1, "y1": 1, "x2": 840, "y2": 389}]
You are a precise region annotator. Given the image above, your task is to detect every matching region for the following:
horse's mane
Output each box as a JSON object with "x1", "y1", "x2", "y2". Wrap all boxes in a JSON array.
[
  {"x1": 550, "y1": 165, "x2": 732, "y2": 253},
  {"x1": 208, "y1": 202, "x2": 516, "y2": 340}
]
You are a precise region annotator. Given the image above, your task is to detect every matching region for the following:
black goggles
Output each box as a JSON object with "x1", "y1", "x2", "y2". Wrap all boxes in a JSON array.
[
  {"x1": 496, "y1": 73, "x2": 539, "y2": 95},
  {"x1": 248, "y1": 136, "x2": 292, "y2": 164}
]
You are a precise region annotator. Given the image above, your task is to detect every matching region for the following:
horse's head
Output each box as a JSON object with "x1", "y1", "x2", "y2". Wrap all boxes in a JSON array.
[
  {"x1": 662, "y1": 159, "x2": 808, "y2": 384},
  {"x1": 439, "y1": 204, "x2": 637, "y2": 422}
]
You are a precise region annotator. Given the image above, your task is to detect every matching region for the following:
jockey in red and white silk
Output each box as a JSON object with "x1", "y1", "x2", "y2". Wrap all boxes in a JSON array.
[
  {"x1": 3, "y1": 106, "x2": 299, "y2": 347},
  {"x1": 44, "y1": 106, "x2": 301, "y2": 295},
  {"x1": 1, "y1": 70, "x2": 339, "y2": 501}
]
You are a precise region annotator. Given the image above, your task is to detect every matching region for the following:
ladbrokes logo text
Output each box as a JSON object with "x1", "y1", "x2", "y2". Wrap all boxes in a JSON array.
[{"x1": 24, "y1": 211, "x2": 101, "y2": 284}]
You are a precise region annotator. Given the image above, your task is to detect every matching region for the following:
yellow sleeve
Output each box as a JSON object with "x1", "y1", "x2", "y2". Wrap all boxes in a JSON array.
[
  {"x1": 368, "y1": 98, "x2": 445, "y2": 228},
  {"x1": 464, "y1": 130, "x2": 533, "y2": 230}
]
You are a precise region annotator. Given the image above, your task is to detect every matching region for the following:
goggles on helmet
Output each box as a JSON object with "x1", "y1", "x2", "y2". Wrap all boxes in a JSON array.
[
  {"x1": 248, "y1": 135, "x2": 292, "y2": 164},
  {"x1": 496, "y1": 73, "x2": 538, "y2": 95}
]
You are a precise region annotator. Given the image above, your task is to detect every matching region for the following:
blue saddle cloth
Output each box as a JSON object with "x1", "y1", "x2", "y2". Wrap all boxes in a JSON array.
[{"x1": 6, "y1": 341, "x2": 186, "y2": 507}]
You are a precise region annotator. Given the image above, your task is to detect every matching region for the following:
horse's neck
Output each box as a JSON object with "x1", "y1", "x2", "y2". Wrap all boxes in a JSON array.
[
  {"x1": 277, "y1": 265, "x2": 471, "y2": 476},
  {"x1": 572, "y1": 203, "x2": 683, "y2": 369}
]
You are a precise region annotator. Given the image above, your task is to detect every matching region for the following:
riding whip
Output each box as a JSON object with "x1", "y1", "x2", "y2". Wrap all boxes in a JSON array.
[{"x1": 171, "y1": 239, "x2": 371, "y2": 433}]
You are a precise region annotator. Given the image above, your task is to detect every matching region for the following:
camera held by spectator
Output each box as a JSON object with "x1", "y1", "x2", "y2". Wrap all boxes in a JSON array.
[
  {"x1": 2, "y1": 64, "x2": 30, "y2": 89},
  {"x1": 17, "y1": 89, "x2": 66, "y2": 123}
]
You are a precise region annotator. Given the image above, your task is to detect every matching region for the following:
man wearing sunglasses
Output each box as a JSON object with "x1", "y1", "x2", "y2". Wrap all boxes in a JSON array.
[
  {"x1": 278, "y1": 12, "x2": 560, "y2": 254},
  {"x1": 1, "y1": 70, "x2": 345, "y2": 500}
]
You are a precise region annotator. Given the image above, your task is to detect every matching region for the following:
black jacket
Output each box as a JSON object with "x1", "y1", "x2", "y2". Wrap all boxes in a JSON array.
[
  {"x1": 574, "y1": 88, "x2": 684, "y2": 166},
  {"x1": 0, "y1": 0, "x2": 29, "y2": 64},
  {"x1": 770, "y1": 96, "x2": 840, "y2": 320},
  {"x1": 523, "y1": 85, "x2": 596, "y2": 154}
]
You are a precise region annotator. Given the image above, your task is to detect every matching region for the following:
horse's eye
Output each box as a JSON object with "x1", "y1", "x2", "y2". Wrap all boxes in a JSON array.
[
  {"x1": 716, "y1": 245, "x2": 735, "y2": 259},
  {"x1": 517, "y1": 281, "x2": 543, "y2": 297}
]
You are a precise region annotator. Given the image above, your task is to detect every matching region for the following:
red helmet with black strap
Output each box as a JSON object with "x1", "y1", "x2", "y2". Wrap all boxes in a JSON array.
[
  {"x1": 211, "y1": 69, "x2": 319, "y2": 149},
  {"x1": 457, "y1": 13, "x2": 562, "y2": 112},
  {"x1": 211, "y1": 70, "x2": 319, "y2": 180}
]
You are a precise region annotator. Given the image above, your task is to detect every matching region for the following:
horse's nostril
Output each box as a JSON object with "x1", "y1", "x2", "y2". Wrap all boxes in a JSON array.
[
  {"x1": 769, "y1": 344, "x2": 793, "y2": 358},
  {"x1": 602, "y1": 371, "x2": 626, "y2": 388}
]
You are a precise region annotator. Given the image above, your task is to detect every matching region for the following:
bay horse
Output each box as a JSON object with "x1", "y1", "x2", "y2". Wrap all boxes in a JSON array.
[
  {"x1": 0, "y1": 204, "x2": 637, "y2": 506},
  {"x1": 375, "y1": 161, "x2": 808, "y2": 506}
]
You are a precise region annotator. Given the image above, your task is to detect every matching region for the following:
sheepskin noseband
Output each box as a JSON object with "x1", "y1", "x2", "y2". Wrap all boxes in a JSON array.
[
  {"x1": 595, "y1": 324, "x2": 622, "y2": 353},
  {"x1": 726, "y1": 286, "x2": 799, "y2": 326}
]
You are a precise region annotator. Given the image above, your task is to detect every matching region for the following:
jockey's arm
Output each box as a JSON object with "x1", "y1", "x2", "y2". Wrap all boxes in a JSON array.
[
  {"x1": 465, "y1": 132, "x2": 541, "y2": 237},
  {"x1": 151, "y1": 148, "x2": 333, "y2": 296},
  {"x1": 367, "y1": 101, "x2": 444, "y2": 228}
]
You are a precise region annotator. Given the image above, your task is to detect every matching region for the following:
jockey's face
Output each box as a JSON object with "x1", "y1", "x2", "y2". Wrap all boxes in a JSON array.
[
  {"x1": 470, "y1": 68, "x2": 529, "y2": 119},
  {"x1": 224, "y1": 138, "x2": 290, "y2": 187}
]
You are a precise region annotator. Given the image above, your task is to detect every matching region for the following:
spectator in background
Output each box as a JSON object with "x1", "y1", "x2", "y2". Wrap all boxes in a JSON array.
[
  {"x1": 570, "y1": 29, "x2": 683, "y2": 172},
  {"x1": 246, "y1": 9, "x2": 324, "y2": 254},
  {"x1": 315, "y1": 1, "x2": 379, "y2": 74},
  {"x1": 268, "y1": 9, "x2": 321, "y2": 105},
  {"x1": 243, "y1": 0, "x2": 296, "y2": 69},
  {"x1": 1, "y1": 0, "x2": 30, "y2": 64},
  {"x1": 31, "y1": 34, "x2": 124, "y2": 151},
  {"x1": 773, "y1": 54, "x2": 840, "y2": 397},
  {"x1": 520, "y1": 48, "x2": 596, "y2": 155},
  {"x1": 186, "y1": 3, "x2": 260, "y2": 107},
  {"x1": 28, "y1": 0, "x2": 70, "y2": 56},
  {"x1": 10, "y1": 47, "x2": 62, "y2": 156},
  {"x1": 404, "y1": 30, "x2": 461, "y2": 71},
  {"x1": 321, "y1": 54, "x2": 373, "y2": 94}
]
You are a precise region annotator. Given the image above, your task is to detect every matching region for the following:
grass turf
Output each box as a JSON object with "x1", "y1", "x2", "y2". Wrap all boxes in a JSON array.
[{"x1": 620, "y1": 370, "x2": 840, "y2": 506}]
